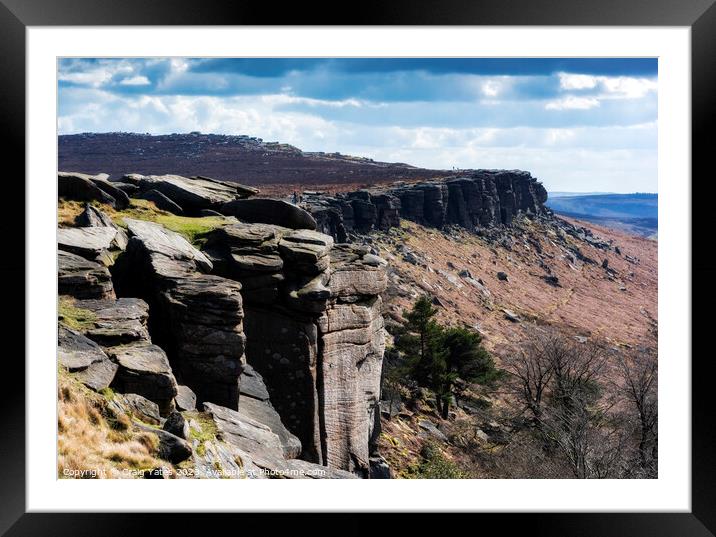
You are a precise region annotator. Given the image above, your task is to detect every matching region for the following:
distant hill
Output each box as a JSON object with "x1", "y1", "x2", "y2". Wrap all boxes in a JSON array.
[
  {"x1": 546, "y1": 193, "x2": 657, "y2": 238},
  {"x1": 58, "y1": 132, "x2": 453, "y2": 190}
]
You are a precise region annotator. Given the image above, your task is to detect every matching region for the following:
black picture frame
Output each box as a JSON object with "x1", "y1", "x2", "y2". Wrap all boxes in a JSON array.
[{"x1": 2, "y1": 0, "x2": 712, "y2": 534}]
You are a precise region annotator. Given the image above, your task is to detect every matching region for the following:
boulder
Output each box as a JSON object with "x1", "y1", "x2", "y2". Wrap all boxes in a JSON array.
[
  {"x1": 192, "y1": 175, "x2": 260, "y2": 198},
  {"x1": 221, "y1": 198, "x2": 317, "y2": 230},
  {"x1": 497, "y1": 271, "x2": 509, "y2": 282},
  {"x1": 124, "y1": 218, "x2": 213, "y2": 272},
  {"x1": 238, "y1": 395, "x2": 302, "y2": 459},
  {"x1": 73, "y1": 298, "x2": 150, "y2": 347},
  {"x1": 203, "y1": 402, "x2": 285, "y2": 460},
  {"x1": 73, "y1": 358, "x2": 118, "y2": 392},
  {"x1": 502, "y1": 309, "x2": 521, "y2": 322},
  {"x1": 107, "y1": 342, "x2": 179, "y2": 415},
  {"x1": 135, "y1": 174, "x2": 239, "y2": 213},
  {"x1": 58, "y1": 324, "x2": 108, "y2": 371},
  {"x1": 369, "y1": 456, "x2": 392, "y2": 479},
  {"x1": 418, "y1": 420, "x2": 448, "y2": 442},
  {"x1": 58, "y1": 226, "x2": 126, "y2": 265},
  {"x1": 278, "y1": 230, "x2": 333, "y2": 274},
  {"x1": 108, "y1": 182, "x2": 140, "y2": 196},
  {"x1": 74, "y1": 204, "x2": 116, "y2": 228},
  {"x1": 89, "y1": 178, "x2": 130, "y2": 209},
  {"x1": 58, "y1": 172, "x2": 118, "y2": 207},
  {"x1": 137, "y1": 189, "x2": 184, "y2": 215},
  {"x1": 138, "y1": 424, "x2": 192, "y2": 464},
  {"x1": 58, "y1": 325, "x2": 118, "y2": 390},
  {"x1": 163, "y1": 411, "x2": 189, "y2": 439},
  {"x1": 114, "y1": 393, "x2": 163, "y2": 426},
  {"x1": 175, "y1": 385, "x2": 197, "y2": 412},
  {"x1": 58, "y1": 250, "x2": 115, "y2": 299},
  {"x1": 543, "y1": 275, "x2": 560, "y2": 287}
]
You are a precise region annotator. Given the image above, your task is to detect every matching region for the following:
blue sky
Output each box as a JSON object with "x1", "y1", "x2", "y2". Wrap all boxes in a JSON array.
[{"x1": 58, "y1": 58, "x2": 657, "y2": 192}]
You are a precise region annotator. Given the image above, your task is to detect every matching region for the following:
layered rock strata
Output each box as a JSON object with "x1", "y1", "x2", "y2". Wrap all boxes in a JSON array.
[
  {"x1": 304, "y1": 169, "x2": 548, "y2": 241},
  {"x1": 112, "y1": 219, "x2": 246, "y2": 409},
  {"x1": 204, "y1": 223, "x2": 388, "y2": 475}
]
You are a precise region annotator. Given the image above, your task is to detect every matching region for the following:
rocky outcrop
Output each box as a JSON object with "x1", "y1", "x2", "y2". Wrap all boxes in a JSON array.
[
  {"x1": 117, "y1": 173, "x2": 253, "y2": 215},
  {"x1": 58, "y1": 251, "x2": 115, "y2": 299},
  {"x1": 73, "y1": 297, "x2": 150, "y2": 346},
  {"x1": 112, "y1": 219, "x2": 246, "y2": 410},
  {"x1": 58, "y1": 226, "x2": 127, "y2": 266},
  {"x1": 200, "y1": 402, "x2": 356, "y2": 479},
  {"x1": 107, "y1": 342, "x2": 179, "y2": 415},
  {"x1": 58, "y1": 170, "x2": 391, "y2": 478},
  {"x1": 221, "y1": 198, "x2": 317, "y2": 230},
  {"x1": 75, "y1": 203, "x2": 116, "y2": 228},
  {"x1": 59, "y1": 172, "x2": 129, "y2": 209},
  {"x1": 58, "y1": 325, "x2": 118, "y2": 391},
  {"x1": 304, "y1": 169, "x2": 548, "y2": 241},
  {"x1": 204, "y1": 223, "x2": 388, "y2": 475},
  {"x1": 136, "y1": 189, "x2": 185, "y2": 215}
]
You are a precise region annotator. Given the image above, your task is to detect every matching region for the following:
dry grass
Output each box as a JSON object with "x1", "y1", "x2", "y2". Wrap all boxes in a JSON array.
[
  {"x1": 57, "y1": 370, "x2": 169, "y2": 479},
  {"x1": 375, "y1": 218, "x2": 657, "y2": 352}
]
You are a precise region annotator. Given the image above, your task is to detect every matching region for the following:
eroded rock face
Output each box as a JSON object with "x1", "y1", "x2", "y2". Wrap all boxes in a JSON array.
[
  {"x1": 204, "y1": 224, "x2": 387, "y2": 474},
  {"x1": 58, "y1": 325, "x2": 118, "y2": 391},
  {"x1": 58, "y1": 251, "x2": 115, "y2": 299},
  {"x1": 317, "y1": 296, "x2": 385, "y2": 474},
  {"x1": 200, "y1": 402, "x2": 357, "y2": 479},
  {"x1": 74, "y1": 297, "x2": 150, "y2": 347},
  {"x1": 107, "y1": 342, "x2": 179, "y2": 415},
  {"x1": 303, "y1": 169, "x2": 548, "y2": 241},
  {"x1": 58, "y1": 226, "x2": 127, "y2": 266},
  {"x1": 112, "y1": 219, "x2": 246, "y2": 410},
  {"x1": 131, "y1": 174, "x2": 243, "y2": 214},
  {"x1": 58, "y1": 179, "x2": 389, "y2": 477}
]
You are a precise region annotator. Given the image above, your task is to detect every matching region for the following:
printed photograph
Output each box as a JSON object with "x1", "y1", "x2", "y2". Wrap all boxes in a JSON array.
[{"x1": 56, "y1": 57, "x2": 657, "y2": 479}]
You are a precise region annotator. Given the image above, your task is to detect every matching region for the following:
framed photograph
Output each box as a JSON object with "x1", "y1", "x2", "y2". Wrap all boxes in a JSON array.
[{"x1": 3, "y1": 0, "x2": 713, "y2": 533}]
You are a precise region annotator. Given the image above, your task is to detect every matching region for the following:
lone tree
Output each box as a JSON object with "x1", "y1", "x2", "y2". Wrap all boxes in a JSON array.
[
  {"x1": 395, "y1": 296, "x2": 495, "y2": 418},
  {"x1": 394, "y1": 295, "x2": 445, "y2": 387}
]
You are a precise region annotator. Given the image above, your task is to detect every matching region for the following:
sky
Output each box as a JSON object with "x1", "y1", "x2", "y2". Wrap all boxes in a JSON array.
[{"x1": 57, "y1": 58, "x2": 658, "y2": 193}]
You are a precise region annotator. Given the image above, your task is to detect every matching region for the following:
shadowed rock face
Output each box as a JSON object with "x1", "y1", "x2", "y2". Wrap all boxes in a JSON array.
[
  {"x1": 221, "y1": 198, "x2": 318, "y2": 230},
  {"x1": 111, "y1": 219, "x2": 247, "y2": 409},
  {"x1": 303, "y1": 170, "x2": 548, "y2": 242},
  {"x1": 205, "y1": 224, "x2": 388, "y2": 474}
]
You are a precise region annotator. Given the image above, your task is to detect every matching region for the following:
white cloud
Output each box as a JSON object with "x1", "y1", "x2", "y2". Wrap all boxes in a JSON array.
[
  {"x1": 481, "y1": 80, "x2": 500, "y2": 97},
  {"x1": 119, "y1": 75, "x2": 151, "y2": 86},
  {"x1": 545, "y1": 96, "x2": 601, "y2": 110},
  {"x1": 59, "y1": 70, "x2": 114, "y2": 87},
  {"x1": 59, "y1": 60, "x2": 136, "y2": 88},
  {"x1": 558, "y1": 72, "x2": 657, "y2": 99},
  {"x1": 57, "y1": 80, "x2": 657, "y2": 192},
  {"x1": 559, "y1": 73, "x2": 598, "y2": 90},
  {"x1": 600, "y1": 76, "x2": 658, "y2": 98}
]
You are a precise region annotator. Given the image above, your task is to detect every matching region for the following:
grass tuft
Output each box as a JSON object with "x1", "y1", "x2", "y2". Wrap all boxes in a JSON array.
[
  {"x1": 58, "y1": 297, "x2": 97, "y2": 331},
  {"x1": 58, "y1": 198, "x2": 229, "y2": 245}
]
